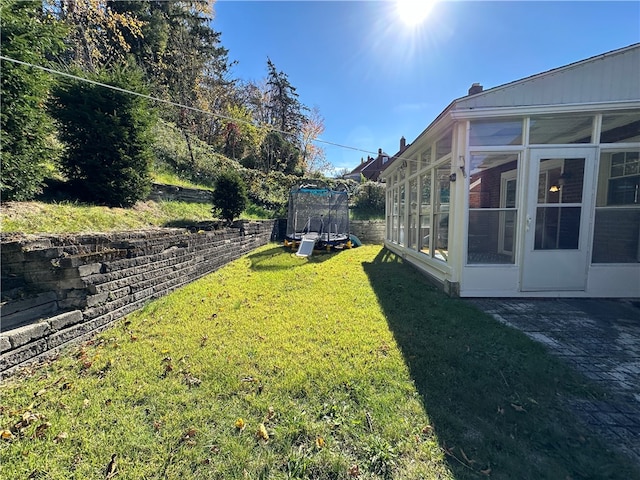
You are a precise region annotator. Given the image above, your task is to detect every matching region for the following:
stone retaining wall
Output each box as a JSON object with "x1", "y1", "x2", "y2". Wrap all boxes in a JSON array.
[
  {"x1": 350, "y1": 220, "x2": 385, "y2": 244},
  {"x1": 0, "y1": 221, "x2": 275, "y2": 377},
  {"x1": 147, "y1": 183, "x2": 213, "y2": 204}
]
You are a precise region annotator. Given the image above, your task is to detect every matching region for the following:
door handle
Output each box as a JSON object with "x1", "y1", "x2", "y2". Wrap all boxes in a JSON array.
[{"x1": 526, "y1": 215, "x2": 532, "y2": 231}]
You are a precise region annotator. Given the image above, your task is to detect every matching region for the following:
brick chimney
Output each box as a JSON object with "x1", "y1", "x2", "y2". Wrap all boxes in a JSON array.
[
  {"x1": 400, "y1": 136, "x2": 406, "y2": 152},
  {"x1": 468, "y1": 83, "x2": 483, "y2": 95}
]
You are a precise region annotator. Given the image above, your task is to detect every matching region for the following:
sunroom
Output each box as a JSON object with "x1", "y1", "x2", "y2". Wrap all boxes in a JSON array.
[{"x1": 382, "y1": 44, "x2": 640, "y2": 298}]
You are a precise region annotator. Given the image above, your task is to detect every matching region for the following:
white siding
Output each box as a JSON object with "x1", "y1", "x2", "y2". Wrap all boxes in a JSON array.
[{"x1": 457, "y1": 44, "x2": 640, "y2": 110}]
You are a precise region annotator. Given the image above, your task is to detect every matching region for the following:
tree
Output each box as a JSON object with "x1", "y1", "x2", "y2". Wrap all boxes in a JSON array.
[
  {"x1": 212, "y1": 170, "x2": 248, "y2": 224},
  {"x1": 217, "y1": 104, "x2": 265, "y2": 162},
  {"x1": 265, "y1": 58, "x2": 307, "y2": 136},
  {"x1": 0, "y1": 0, "x2": 66, "y2": 201},
  {"x1": 300, "y1": 106, "x2": 331, "y2": 176},
  {"x1": 108, "y1": 1, "x2": 233, "y2": 142},
  {"x1": 51, "y1": 0, "x2": 144, "y2": 71},
  {"x1": 353, "y1": 181, "x2": 385, "y2": 212},
  {"x1": 50, "y1": 64, "x2": 156, "y2": 207},
  {"x1": 261, "y1": 131, "x2": 301, "y2": 175}
]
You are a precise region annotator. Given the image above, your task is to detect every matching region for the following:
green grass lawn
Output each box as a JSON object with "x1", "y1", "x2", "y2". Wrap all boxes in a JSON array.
[
  {"x1": 1, "y1": 245, "x2": 637, "y2": 479},
  {"x1": 0, "y1": 199, "x2": 274, "y2": 235}
]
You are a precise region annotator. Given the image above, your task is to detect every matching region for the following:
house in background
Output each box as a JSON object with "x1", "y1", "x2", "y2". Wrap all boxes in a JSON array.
[
  {"x1": 381, "y1": 43, "x2": 640, "y2": 298},
  {"x1": 347, "y1": 137, "x2": 409, "y2": 182}
]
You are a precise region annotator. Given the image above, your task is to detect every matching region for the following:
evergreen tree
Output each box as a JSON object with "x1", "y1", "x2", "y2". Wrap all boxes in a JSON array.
[
  {"x1": 50, "y1": 64, "x2": 156, "y2": 207},
  {"x1": 264, "y1": 58, "x2": 308, "y2": 174},
  {"x1": 212, "y1": 170, "x2": 248, "y2": 224},
  {"x1": 0, "y1": 0, "x2": 66, "y2": 201},
  {"x1": 266, "y1": 58, "x2": 308, "y2": 136}
]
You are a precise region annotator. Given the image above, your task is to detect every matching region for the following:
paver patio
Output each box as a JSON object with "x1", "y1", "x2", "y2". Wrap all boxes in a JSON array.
[{"x1": 469, "y1": 298, "x2": 640, "y2": 466}]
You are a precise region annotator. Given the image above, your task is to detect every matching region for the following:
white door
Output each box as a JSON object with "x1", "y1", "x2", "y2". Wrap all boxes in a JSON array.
[{"x1": 521, "y1": 148, "x2": 595, "y2": 291}]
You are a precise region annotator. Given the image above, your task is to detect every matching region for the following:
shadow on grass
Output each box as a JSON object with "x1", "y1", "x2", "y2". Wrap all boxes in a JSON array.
[{"x1": 363, "y1": 248, "x2": 639, "y2": 480}]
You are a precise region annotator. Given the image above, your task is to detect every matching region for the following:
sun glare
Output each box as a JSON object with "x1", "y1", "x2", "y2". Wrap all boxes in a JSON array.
[{"x1": 396, "y1": 0, "x2": 437, "y2": 27}]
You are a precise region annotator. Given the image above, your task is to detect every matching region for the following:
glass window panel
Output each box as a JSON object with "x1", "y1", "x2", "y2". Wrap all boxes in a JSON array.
[
  {"x1": 421, "y1": 149, "x2": 432, "y2": 169},
  {"x1": 420, "y1": 172, "x2": 432, "y2": 255},
  {"x1": 399, "y1": 184, "x2": 405, "y2": 246},
  {"x1": 538, "y1": 158, "x2": 584, "y2": 204},
  {"x1": 408, "y1": 179, "x2": 418, "y2": 250},
  {"x1": 409, "y1": 157, "x2": 417, "y2": 175},
  {"x1": 436, "y1": 130, "x2": 452, "y2": 159},
  {"x1": 592, "y1": 209, "x2": 640, "y2": 263},
  {"x1": 420, "y1": 214, "x2": 431, "y2": 255},
  {"x1": 609, "y1": 177, "x2": 640, "y2": 205},
  {"x1": 433, "y1": 213, "x2": 449, "y2": 261},
  {"x1": 593, "y1": 150, "x2": 640, "y2": 263},
  {"x1": 468, "y1": 210, "x2": 517, "y2": 264},
  {"x1": 529, "y1": 115, "x2": 593, "y2": 144},
  {"x1": 433, "y1": 160, "x2": 451, "y2": 261},
  {"x1": 534, "y1": 207, "x2": 581, "y2": 249},
  {"x1": 391, "y1": 215, "x2": 398, "y2": 243},
  {"x1": 611, "y1": 164, "x2": 625, "y2": 177},
  {"x1": 601, "y1": 111, "x2": 640, "y2": 143},
  {"x1": 469, "y1": 154, "x2": 519, "y2": 208},
  {"x1": 598, "y1": 150, "x2": 640, "y2": 206},
  {"x1": 435, "y1": 162, "x2": 451, "y2": 213},
  {"x1": 392, "y1": 187, "x2": 398, "y2": 214},
  {"x1": 468, "y1": 153, "x2": 519, "y2": 264},
  {"x1": 469, "y1": 119, "x2": 523, "y2": 146},
  {"x1": 505, "y1": 179, "x2": 517, "y2": 208}
]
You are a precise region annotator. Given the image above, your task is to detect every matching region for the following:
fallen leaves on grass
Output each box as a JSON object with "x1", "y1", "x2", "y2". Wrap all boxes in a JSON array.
[
  {"x1": 264, "y1": 406, "x2": 275, "y2": 423},
  {"x1": 182, "y1": 427, "x2": 197, "y2": 446},
  {"x1": 256, "y1": 423, "x2": 269, "y2": 441},
  {"x1": 421, "y1": 425, "x2": 433, "y2": 435},
  {"x1": 104, "y1": 453, "x2": 117, "y2": 479},
  {"x1": 33, "y1": 422, "x2": 51, "y2": 439},
  {"x1": 235, "y1": 418, "x2": 246, "y2": 431},
  {"x1": 183, "y1": 373, "x2": 202, "y2": 388}
]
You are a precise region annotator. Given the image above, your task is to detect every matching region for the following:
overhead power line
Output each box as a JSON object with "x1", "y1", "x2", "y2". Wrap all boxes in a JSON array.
[{"x1": 1, "y1": 55, "x2": 387, "y2": 160}]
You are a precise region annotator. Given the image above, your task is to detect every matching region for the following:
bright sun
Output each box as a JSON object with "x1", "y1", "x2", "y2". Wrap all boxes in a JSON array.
[{"x1": 396, "y1": 0, "x2": 437, "y2": 27}]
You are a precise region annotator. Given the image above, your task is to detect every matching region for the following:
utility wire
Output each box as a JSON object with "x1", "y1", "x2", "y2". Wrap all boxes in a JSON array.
[{"x1": 1, "y1": 55, "x2": 392, "y2": 161}]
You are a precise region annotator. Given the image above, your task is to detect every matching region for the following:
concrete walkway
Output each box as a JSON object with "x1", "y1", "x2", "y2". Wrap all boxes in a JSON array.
[{"x1": 468, "y1": 298, "x2": 640, "y2": 467}]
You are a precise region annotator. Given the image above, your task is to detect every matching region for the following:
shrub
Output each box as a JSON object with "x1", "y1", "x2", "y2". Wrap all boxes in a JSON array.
[
  {"x1": 212, "y1": 170, "x2": 248, "y2": 223},
  {"x1": 353, "y1": 181, "x2": 385, "y2": 211},
  {"x1": 50, "y1": 64, "x2": 155, "y2": 207},
  {"x1": 0, "y1": 0, "x2": 66, "y2": 201}
]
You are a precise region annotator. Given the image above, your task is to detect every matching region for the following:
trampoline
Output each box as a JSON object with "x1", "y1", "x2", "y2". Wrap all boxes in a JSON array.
[{"x1": 284, "y1": 182, "x2": 351, "y2": 256}]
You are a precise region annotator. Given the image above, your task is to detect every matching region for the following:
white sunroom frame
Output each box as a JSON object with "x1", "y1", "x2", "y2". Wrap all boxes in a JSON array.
[{"x1": 381, "y1": 45, "x2": 640, "y2": 298}]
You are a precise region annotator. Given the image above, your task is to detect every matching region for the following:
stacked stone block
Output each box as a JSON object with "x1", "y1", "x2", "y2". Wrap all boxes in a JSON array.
[{"x1": 0, "y1": 221, "x2": 275, "y2": 377}]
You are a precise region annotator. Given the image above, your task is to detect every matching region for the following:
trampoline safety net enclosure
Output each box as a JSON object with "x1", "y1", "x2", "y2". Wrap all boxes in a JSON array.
[{"x1": 285, "y1": 183, "x2": 351, "y2": 254}]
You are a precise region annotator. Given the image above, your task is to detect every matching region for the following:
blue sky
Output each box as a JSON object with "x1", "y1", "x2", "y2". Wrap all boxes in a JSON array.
[{"x1": 212, "y1": 1, "x2": 640, "y2": 173}]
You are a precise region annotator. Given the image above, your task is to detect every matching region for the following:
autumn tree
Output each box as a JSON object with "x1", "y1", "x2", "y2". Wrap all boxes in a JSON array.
[
  {"x1": 51, "y1": 0, "x2": 144, "y2": 71},
  {"x1": 108, "y1": 1, "x2": 234, "y2": 141},
  {"x1": 260, "y1": 131, "x2": 301, "y2": 175},
  {"x1": 300, "y1": 106, "x2": 331, "y2": 176}
]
